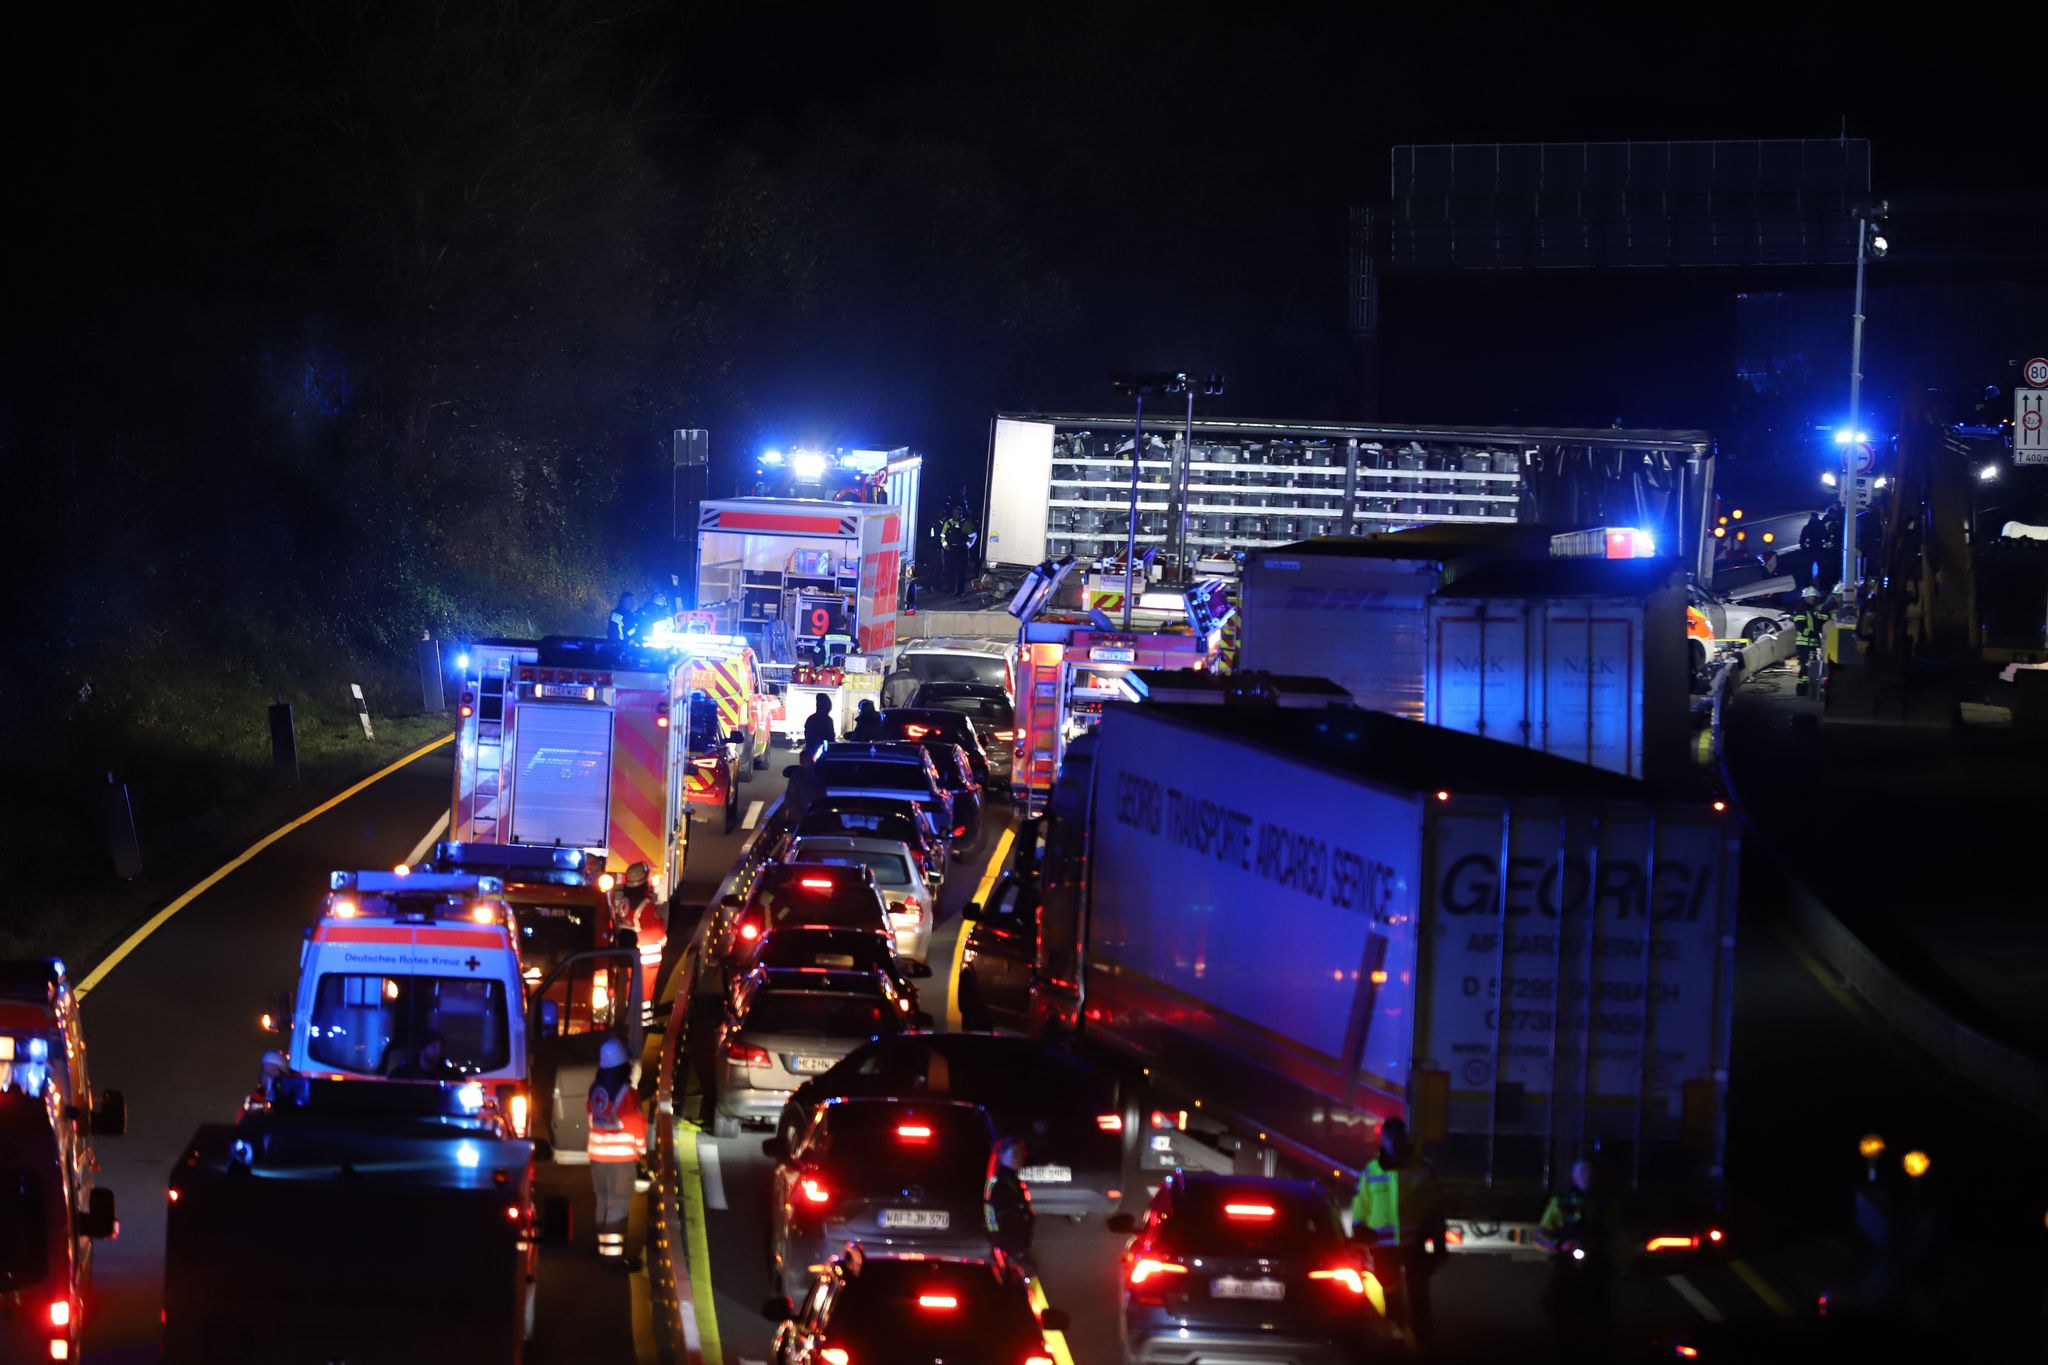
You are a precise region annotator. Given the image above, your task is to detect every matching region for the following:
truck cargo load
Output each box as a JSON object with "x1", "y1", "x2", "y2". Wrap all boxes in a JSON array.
[{"x1": 1014, "y1": 701, "x2": 1737, "y2": 1249}]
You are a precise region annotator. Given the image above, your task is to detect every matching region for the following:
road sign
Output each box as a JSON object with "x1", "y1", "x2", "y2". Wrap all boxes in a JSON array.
[
  {"x1": 2025, "y1": 356, "x2": 2048, "y2": 388},
  {"x1": 1849, "y1": 441, "x2": 1877, "y2": 474},
  {"x1": 2018, "y1": 389, "x2": 2048, "y2": 466}
]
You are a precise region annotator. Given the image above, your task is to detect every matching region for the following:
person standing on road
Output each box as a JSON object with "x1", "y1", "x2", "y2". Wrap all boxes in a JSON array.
[
  {"x1": 986, "y1": 1135, "x2": 1036, "y2": 1263},
  {"x1": 586, "y1": 1038, "x2": 646, "y2": 1268},
  {"x1": 848, "y1": 698, "x2": 882, "y2": 740},
  {"x1": 802, "y1": 693, "x2": 837, "y2": 758},
  {"x1": 1792, "y1": 586, "x2": 1829, "y2": 698},
  {"x1": 610, "y1": 861, "x2": 667, "y2": 1020},
  {"x1": 1535, "y1": 1157, "x2": 1613, "y2": 1363},
  {"x1": 881, "y1": 661, "x2": 920, "y2": 709},
  {"x1": 1350, "y1": 1116, "x2": 1446, "y2": 1357}
]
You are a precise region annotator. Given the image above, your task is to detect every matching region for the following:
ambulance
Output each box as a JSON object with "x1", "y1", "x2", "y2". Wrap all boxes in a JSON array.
[
  {"x1": 452, "y1": 637, "x2": 712, "y2": 907},
  {"x1": 284, "y1": 870, "x2": 644, "y2": 1162},
  {"x1": 1006, "y1": 557, "x2": 1232, "y2": 814},
  {"x1": 0, "y1": 959, "x2": 123, "y2": 1363}
]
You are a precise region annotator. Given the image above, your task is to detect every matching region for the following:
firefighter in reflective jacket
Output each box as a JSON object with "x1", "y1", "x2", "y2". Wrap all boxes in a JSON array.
[
  {"x1": 587, "y1": 1038, "x2": 646, "y2": 1266},
  {"x1": 609, "y1": 862, "x2": 666, "y2": 1019},
  {"x1": 1792, "y1": 586, "x2": 1831, "y2": 697},
  {"x1": 1350, "y1": 1117, "x2": 1446, "y2": 1354}
]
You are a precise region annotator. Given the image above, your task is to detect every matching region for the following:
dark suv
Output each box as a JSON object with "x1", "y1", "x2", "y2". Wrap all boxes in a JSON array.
[
  {"x1": 905, "y1": 683, "x2": 1015, "y2": 788},
  {"x1": 769, "y1": 1246, "x2": 1064, "y2": 1364}
]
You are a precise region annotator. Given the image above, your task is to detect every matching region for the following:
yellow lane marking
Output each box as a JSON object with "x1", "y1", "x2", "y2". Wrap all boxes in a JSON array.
[
  {"x1": 946, "y1": 827, "x2": 1016, "y2": 1032},
  {"x1": 403, "y1": 811, "x2": 451, "y2": 867},
  {"x1": 1024, "y1": 1275, "x2": 1076, "y2": 1365},
  {"x1": 1731, "y1": 1257, "x2": 1794, "y2": 1318},
  {"x1": 675, "y1": 1117, "x2": 724, "y2": 1365},
  {"x1": 78, "y1": 733, "x2": 453, "y2": 999}
]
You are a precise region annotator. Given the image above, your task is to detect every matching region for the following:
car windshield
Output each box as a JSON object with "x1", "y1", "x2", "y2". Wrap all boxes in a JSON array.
[
  {"x1": 0, "y1": 1169, "x2": 47, "y2": 1290},
  {"x1": 743, "y1": 989, "x2": 899, "y2": 1037},
  {"x1": 904, "y1": 653, "x2": 1007, "y2": 689},
  {"x1": 1158, "y1": 1184, "x2": 1338, "y2": 1253},
  {"x1": 307, "y1": 973, "x2": 512, "y2": 1077},
  {"x1": 922, "y1": 694, "x2": 1012, "y2": 725},
  {"x1": 796, "y1": 848, "x2": 911, "y2": 887}
]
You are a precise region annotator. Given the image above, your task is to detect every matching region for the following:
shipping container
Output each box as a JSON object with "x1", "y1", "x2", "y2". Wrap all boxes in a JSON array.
[
  {"x1": 1001, "y1": 701, "x2": 1737, "y2": 1251},
  {"x1": 1425, "y1": 558, "x2": 1689, "y2": 783}
]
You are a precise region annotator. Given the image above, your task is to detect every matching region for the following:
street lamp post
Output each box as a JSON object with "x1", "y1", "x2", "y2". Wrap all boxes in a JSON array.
[{"x1": 1841, "y1": 200, "x2": 1888, "y2": 619}]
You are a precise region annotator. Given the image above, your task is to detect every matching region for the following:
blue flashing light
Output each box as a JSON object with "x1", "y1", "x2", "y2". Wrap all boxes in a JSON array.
[
  {"x1": 25, "y1": 1038, "x2": 46, "y2": 1063},
  {"x1": 792, "y1": 450, "x2": 829, "y2": 481},
  {"x1": 454, "y1": 652, "x2": 471, "y2": 671},
  {"x1": 455, "y1": 1081, "x2": 485, "y2": 1114},
  {"x1": 761, "y1": 449, "x2": 784, "y2": 465},
  {"x1": 455, "y1": 1141, "x2": 482, "y2": 1170},
  {"x1": 1831, "y1": 428, "x2": 1870, "y2": 445}
]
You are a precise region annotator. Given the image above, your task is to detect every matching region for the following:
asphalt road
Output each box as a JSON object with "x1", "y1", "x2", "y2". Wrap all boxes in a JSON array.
[
  {"x1": 74, "y1": 737, "x2": 779, "y2": 1364},
  {"x1": 668, "y1": 790, "x2": 2048, "y2": 1362}
]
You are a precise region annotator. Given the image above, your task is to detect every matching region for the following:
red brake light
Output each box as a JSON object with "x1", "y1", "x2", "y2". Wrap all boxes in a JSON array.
[
  {"x1": 738, "y1": 920, "x2": 761, "y2": 942},
  {"x1": 48, "y1": 1299, "x2": 70, "y2": 1328},
  {"x1": 1309, "y1": 1266, "x2": 1367, "y2": 1295},
  {"x1": 1675, "y1": 1348, "x2": 1700, "y2": 1360},
  {"x1": 904, "y1": 724, "x2": 930, "y2": 738},
  {"x1": 1128, "y1": 1257, "x2": 1186, "y2": 1286},
  {"x1": 724, "y1": 1039, "x2": 770, "y2": 1067},
  {"x1": 952, "y1": 825, "x2": 967, "y2": 837},
  {"x1": 1707, "y1": 1227, "x2": 1724, "y2": 1244},
  {"x1": 1224, "y1": 1202, "x2": 1276, "y2": 1220},
  {"x1": 799, "y1": 877, "x2": 834, "y2": 889},
  {"x1": 1096, "y1": 1113, "x2": 1124, "y2": 1132},
  {"x1": 505, "y1": 1204, "x2": 522, "y2": 1222},
  {"x1": 1645, "y1": 1235, "x2": 1701, "y2": 1253},
  {"x1": 821, "y1": 1350, "x2": 851, "y2": 1365},
  {"x1": 897, "y1": 1124, "x2": 933, "y2": 1141},
  {"x1": 916, "y1": 1294, "x2": 958, "y2": 1310},
  {"x1": 800, "y1": 1177, "x2": 831, "y2": 1204}
]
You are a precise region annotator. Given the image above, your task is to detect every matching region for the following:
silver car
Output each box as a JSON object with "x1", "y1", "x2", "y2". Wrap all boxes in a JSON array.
[
  {"x1": 786, "y1": 834, "x2": 937, "y2": 963},
  {"x1": 711, "y1": 967, "x2": 927, "y2": 1138}
]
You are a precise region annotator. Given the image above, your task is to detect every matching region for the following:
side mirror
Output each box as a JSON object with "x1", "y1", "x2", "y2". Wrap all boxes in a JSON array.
[
  {"x1": 761, "y1": 1294, "x2": 795, "y2": 1322},
  {"x1": 81, "y1": 1187, "x2": 118, "y2": 1240},
  {"x1": 896, "y1": 957, "x2": 933, "y2": 979},
  {"x1": 537, "y1": 1194, "x2": 574, "y2": 1245},
  {"x1": 537, "y1": 999, "x2": 561, "y2": 1037},
  {"x1": 960, "y1": 901, "x2": 982, "y2": 924},
  {"x1": 1105, "y1": 1212, "x2": 1137, "y2": 1234},
  {"x1": 908, "y1": 1010, "x2": 935, "y2": 1030},
  {"x1": 1039, "y1": 1307, "x2": 1071, "y2": 1332},
  {"x1": 92, "y1": 1090, "x2": 127, "y2": 1138}
]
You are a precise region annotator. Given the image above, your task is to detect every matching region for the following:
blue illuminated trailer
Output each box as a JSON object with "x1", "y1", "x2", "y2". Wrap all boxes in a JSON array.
[{"x1": 1024, "y1": 701, "x2": 1738, "y2": 1259}]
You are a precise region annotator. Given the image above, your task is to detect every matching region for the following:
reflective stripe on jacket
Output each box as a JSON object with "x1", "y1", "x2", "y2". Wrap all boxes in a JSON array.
[{"x1": 586, "y1": 1083, "x2": 647, "y2": 1162}]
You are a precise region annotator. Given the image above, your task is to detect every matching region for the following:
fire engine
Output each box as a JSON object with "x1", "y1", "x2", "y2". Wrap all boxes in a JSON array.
[
  {"x1": 0, "y1": 960, "x2": 122, "y2": 1363},
  {"x1": 640, "y1": 626, "x2": 774, "y2": 831},
  {"x1": 1006, "y1": 557, "x2": 1234, "y2": 813},
  {"x1": 692, "y1": 496, "x2": 915, "y2": 738},
  {"x1": 451, "y1": 637, "x2": 711, "y2": 906}
]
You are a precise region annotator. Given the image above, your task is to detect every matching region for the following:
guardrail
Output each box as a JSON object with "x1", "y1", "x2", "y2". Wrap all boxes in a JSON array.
[{"x1": 1716, "y1": 638, "x2": 2048, "y2": 1128}]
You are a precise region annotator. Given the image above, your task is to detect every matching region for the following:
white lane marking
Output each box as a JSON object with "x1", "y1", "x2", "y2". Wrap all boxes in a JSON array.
[
  {"x1": 403, "y1": 811, "x2": 451, "y2": 867},
  {"x1": 699, "y1": 1134, "x2": 728, "y2": 1211},
  {"x1": 742, "y1": 800, "x2": 765, "y2": 830},
  {"x1": 1667, "y1": 1272, "x2": 1726, "y2": 1322}
]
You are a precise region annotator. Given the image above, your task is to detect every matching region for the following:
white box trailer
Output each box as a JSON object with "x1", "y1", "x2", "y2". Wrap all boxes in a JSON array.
[{"x1": 1032, "y1": 701, "x2": 1737, "y2": 1248}]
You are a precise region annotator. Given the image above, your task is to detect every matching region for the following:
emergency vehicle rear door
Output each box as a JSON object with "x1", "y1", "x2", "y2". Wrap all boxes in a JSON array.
[
  {"x1": 526, "y1": 947, "x2": 643, "y2": 1156},
  {"x1": 509, "y1": 703, "x2": 614, "y2": 849}
]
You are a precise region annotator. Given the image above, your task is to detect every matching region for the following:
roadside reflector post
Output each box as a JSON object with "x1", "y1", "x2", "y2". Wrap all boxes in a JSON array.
[
  {"x1": 350, "y1": 683, "x2": 375, "y2": 741},
  {"x1": 268, "y1": 696, "x2": 299, "y2": 785},
  {"x1": 417, "y1": 632, "x2": 445, "y2": 713},
  {"x1": 104, "y1": 772, "x2": 142, "y2": 880}
]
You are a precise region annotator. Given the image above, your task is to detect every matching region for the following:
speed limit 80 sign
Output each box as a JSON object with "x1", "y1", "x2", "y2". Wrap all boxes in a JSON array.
[{"x1": 2025, "y1": 356, "x2": 2048, "y2": 389}]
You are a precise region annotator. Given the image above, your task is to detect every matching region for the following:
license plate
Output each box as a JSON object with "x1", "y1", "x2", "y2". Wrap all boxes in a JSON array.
[
  {"x1": 789, "y1": 1055, "x2": 836, "y2": 1074},
  {"x1": 1149, "y1": 1135, "x2": 1175, "y2": 1152},
  {"x1": 1018, "y1": 1164, "x2": 1072, "y2": 1184},
  {"x1": 879, "y1": 1209, "x2": 949, "y2": 1229},
  {"x1": 1211, "y1": 1277, "x2": 1285, "y2": 1301},
  {"x1": 1088, "y1": 647, "x2": 1136, "y2": 662}
]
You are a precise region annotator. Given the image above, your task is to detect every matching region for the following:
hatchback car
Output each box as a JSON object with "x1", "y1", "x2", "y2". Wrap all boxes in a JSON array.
[
  {"x1": 712, "y1": 968, "x2": 927, "y2": 1138},
  {"x1": 876, "y1": 707, "x2": 993, "y2": 790},
  {"x1": 1111, "y1": 1171, "x2": 1386, "y2": 1365},
  {"x1": 779, "y1": 1033, "x2": 1125, "y2": 1218},
  {"x1": 905, "y1": 682, "x2": 1016, "y2": 788},
  {"x1": 763, "y1": 1098, "x2": 1007, "y2": 1306},
  {"x1": 786, "y1": 834, "x2": 937, "y2": 963},
  {"x1": 736, "y1": 926, "x2": 929, "y2": 1007},
  {"x1": 789, "y1": 798, "x2": 947, "y2": 892},
  {"x1": 811, "y1": 743, "x2": 956, "y2": 848},
  {"x1": 769, "y1": 1247, "x2": 1064, "y2": 1365},
  {"x1": 704, "y1": 862, "x2": 894, "y2": 986}
]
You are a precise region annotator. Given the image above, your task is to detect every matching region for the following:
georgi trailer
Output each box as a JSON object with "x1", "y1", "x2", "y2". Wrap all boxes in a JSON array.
[{"x1": 1032, "y1": 701, "x2": 1737, "y2": 1250}]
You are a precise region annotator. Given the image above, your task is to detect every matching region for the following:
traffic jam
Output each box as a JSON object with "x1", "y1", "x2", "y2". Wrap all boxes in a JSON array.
[{"x1": 25, "y1": 444, "x2": 1914, "y2": 1363}]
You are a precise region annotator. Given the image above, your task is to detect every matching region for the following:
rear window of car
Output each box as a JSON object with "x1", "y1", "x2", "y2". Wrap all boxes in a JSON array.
[
  {"x1": 827, "y1": 1264, "x2": 1038, "y2": 1345},
  {"x1": 903, "y1": 653, "x2": 1008, "y2": 689},
  {"x1": 798, "y1": 808, "x2": 925, "y2": 844},
  {"x1": 755, "y1": 878, "x2": 885, "y2": 930},
  {"x1": 0, "y1": 1169, "x2": 47, "y2": 1289},
  {"x1": 817, "y1": 1108, "x2": 990, "y2": 1190},
  {"x1": 743, "y1": 989, "x2": 899, "y2": 1037},
  {"x1": 1157, "y1": 1185, "x2": 1337, "y2": 1252},
  {"x1": 753, "y1": 932, "x2": 892, "y2": 974},
  {"x1": 922, "y1": 693, "x2": 1013, "y2": 725},
  {"x1": 795, "y1": 848, "x2": 911, "y2": 888},
  {"x1": 816, "y1": 761, "x2": 930, "y2": 792}
]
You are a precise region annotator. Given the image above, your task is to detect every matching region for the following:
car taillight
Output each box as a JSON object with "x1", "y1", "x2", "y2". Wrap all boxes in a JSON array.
[
  {"x1": 725, "y1": 1040, "x2": 770, "y2": 1067},
  {"x1": 916, "y1": 1294, "x2": 957, "y2": 1309},
  {"x1": 1645, "y1": 1235, "x2": 1701, "y2": 1253},
  {"x1": 509, "y1": 1091, "x2": 530, "y2": 1137},
  {"x1": 1026, "y1": 1356, "x2": 1053, "y2": 1365},
  {"x1": 1309, "y1": 1266, "x2": 1367, "y2": 1295},
  {"x1": 738, "y1": 919, "x2": 761, "y2": 943},
  {"x1": 1095, "y1": 1113, "x2": 1124, "y2": 1132},
  {"x1": 49, "y1": 1343, "x2": 70, "y2": 1361},
  {"x1": 820, "y1": 1349, "x2": 850, "y2": 1365},
  {"x1": 1223, "y1": 1202, "x2": 1276, "y2": 1220},
  {"x1": 800, "y1": 1176, "x2": 831, "y2": 1204},
  {"x1": 1149, "y1": 1109, "x2": 1187, "y2": 1131},
  {"x1": 799, "y1": 877, "x2": 834, "y2": 889},
  {"x1": 47, "y1": 1300, "x2": 70, "y2": 1328},
  {"x1": 897, "y1": 1124, "x2": 932, "y2": 1142},
  {"x1": 1128, "y1": 1257, "x2": 1186, "y2": 1286},
  {"x1": 952, "y1": 825, "x2": 967, "y2": 838}
]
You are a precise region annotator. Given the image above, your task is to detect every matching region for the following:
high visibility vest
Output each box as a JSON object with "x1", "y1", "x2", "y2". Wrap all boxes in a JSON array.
[
  {"x1": 1351, "y1": 1157, "x2": 1435, "y2": 1244},
  {"x1": 1794, "y1": 609, "x2": 1827, "y2": 648},
  {"x1": 587, "y1": 1082, "x2": 647, "y2": 1162}
]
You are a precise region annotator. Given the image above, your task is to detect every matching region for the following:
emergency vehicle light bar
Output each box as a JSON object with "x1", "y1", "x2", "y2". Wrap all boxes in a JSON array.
[
  {"x1": 330, "y1": 871, "x2": 504, "y2": 896},
  {"x1": 430, "y1": 842, "x2": 590, "y2": 874}
]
